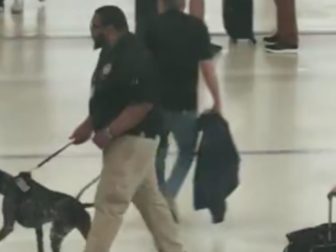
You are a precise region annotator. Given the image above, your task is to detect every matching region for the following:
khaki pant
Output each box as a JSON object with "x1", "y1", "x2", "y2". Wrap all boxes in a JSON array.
[
  {"x1": 274, "y1": 0, "x2": 298, "y2": 45},
  {"x1": 84, "y1": 136, "x2": 184, "y2": 252}
]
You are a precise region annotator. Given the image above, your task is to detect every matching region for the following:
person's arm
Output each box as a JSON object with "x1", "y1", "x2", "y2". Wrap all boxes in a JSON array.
[
  {"x1": 107, "y1": 103, "x2": 153, "y2": 137},
  {"x1": 108, "y1": 52, "x2": 158, "y2": 137},
  {"x1": 69, "y1": 116, "x2": 93, "y2": 144},
  {"x1": 92, "y1": 102, "x2": 154, "y2": 149},
  {"x1": 92, "y1": 50, "x2": 159, "y2": 149},
  {"x1": 80, "y1": 116, "x2": 93, "y2": 130},
  {"x1": 200, "y1": 60, "x2": 221, "y2": 112},
  {"x1": 197, "y1": 22, "x2": 222, "y2": 113}
]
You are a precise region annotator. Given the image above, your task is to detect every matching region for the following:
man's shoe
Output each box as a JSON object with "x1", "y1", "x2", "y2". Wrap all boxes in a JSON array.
[
  {"x1": 263, "y1": 35, "x2": 278, "y2": 45},
  {"x1": 265, "y1": 42, "x2": 298, "y2": 54}
]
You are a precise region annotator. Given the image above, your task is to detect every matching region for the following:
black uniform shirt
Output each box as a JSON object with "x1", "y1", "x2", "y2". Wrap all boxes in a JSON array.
[
  {"x1": 89, "y1": 32, "x2": 161, "y2": 136},
  {"x1": 146, "y1": 9, "x2": 212, "y2": 111}
]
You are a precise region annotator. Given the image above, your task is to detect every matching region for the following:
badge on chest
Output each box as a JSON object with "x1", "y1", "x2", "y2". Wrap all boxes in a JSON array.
[{"x1": 100, "y1": 63, "x2": 112, "y2": 80}]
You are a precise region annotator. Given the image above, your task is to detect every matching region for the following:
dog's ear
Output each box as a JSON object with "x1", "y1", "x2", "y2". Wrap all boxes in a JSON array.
[{"x1": 0, "y1": 170, "x2": 9, "y2": 179}]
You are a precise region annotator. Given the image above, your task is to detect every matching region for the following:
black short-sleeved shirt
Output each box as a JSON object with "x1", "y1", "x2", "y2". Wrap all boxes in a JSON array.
[
  {"x1": 89, "y1": 33, "x2": 161, "y2": 136},
  {"x1": 145, "y1": 9, "x2": 212, "y2": 111}
]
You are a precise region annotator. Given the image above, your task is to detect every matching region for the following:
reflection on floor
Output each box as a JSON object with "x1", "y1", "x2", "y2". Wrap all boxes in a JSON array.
[{"x1": 1, "y1": 22, "x2": 336, "y2": 252}]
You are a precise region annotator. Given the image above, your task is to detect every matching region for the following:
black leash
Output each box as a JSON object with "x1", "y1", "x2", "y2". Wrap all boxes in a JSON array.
[
  {"x1": 30, "y1": 142, "x2": 73, "y2": 172},
  {"x1": 14, "y1": 141, "x2": 100, "y2": 203},
  {"x1": 15, "y1": 142, "x2": 73, "y2": 192},
  {"x1": 76, "y1": 175, "x2": 101, "y2": 200}
]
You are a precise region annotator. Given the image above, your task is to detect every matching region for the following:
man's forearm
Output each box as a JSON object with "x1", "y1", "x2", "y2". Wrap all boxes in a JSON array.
[
  {"x1": 200, "y1": 60, "x2": 222, "y2": 109},
  {"x1": 108, "y1": 103, "x2": 153, "y2": 137}
]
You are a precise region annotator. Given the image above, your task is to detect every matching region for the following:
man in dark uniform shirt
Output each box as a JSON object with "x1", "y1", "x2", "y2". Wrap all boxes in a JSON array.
[
  {"x1": 146, "y1": 0, "x2": 222, "y2": 221},
  {"x1": 135, "y1": 0, "x2": 221, "y2": 55},
  {"x1": 70, "y1": 6, "x2": 184, "y2": 252}
]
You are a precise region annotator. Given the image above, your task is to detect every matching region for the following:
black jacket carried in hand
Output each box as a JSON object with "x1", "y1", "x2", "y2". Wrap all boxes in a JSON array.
[{"x1": 194, "y1": 113, "x2": 240, "y2": 223}]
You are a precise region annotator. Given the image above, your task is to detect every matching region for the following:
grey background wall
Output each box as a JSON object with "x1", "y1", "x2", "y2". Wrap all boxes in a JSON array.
[{"x1": 1, "y1": 0, "x2": 336, "y2": 37}]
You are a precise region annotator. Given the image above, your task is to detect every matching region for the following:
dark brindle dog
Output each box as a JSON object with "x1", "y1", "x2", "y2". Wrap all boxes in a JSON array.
[{"x1": 0, "y1": 170, "x2": 96, "y2": 252}]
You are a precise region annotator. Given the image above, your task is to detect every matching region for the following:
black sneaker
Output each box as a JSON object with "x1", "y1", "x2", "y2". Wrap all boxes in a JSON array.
[
  {"x1": 263, "y1": 35, "x2": 278, "y2": 45},
  {"x1": 265, "y1": 42, "x2": 298, "y2": 54}
]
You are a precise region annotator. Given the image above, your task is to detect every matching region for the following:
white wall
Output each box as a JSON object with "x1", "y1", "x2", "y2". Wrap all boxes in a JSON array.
[{"x1": 2, "y1": 0, "x2": 336, "y2": 37}]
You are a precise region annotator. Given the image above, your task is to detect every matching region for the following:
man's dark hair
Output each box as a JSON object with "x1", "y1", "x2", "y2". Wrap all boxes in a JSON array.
[
  {"x1": 95, "y1": 6, "x2": 129, "y2": 31},
  {"x1": 161, "y1": 0, "x2": 183, "y2": 10}
]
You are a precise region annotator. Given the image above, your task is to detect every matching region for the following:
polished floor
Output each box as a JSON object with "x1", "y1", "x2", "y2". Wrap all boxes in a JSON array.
[
  {"x1": 1, "y1": 34, "x2": 336, "y2": 252},
  {"x1": 1, "y1": 7, "x2": 336, "y2": 251}
]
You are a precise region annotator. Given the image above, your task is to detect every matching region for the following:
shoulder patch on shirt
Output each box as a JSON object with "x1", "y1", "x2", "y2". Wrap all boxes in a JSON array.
[{"x1": 102, "y1": 63, "x2": 112, "y2": 76}]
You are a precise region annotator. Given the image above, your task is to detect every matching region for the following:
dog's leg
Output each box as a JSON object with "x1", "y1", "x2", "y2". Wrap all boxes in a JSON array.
[
  {"x1": 75, "y1": 210, "x2": 91, "y2": 239},
  {"x1": 50, "y1": 233, "x2": 64, "y2": 252},
  {"x1": 0, "y1": 226, "x2": 14, "y2": 241},
  {"x1": 0, "y1": 197, "x2": 16, "y2": 241},
  {"x1": 50, "y1": 222, "x2": 73, "y2": 252},
  {"x1": 36, "y1": 227, "x2": 44, "y2": 252}
]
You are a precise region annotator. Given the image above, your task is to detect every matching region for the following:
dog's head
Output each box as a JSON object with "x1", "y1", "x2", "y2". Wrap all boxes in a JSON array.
[{"x1": 0, "y1": 171, "x2": 33, "y2": 194}]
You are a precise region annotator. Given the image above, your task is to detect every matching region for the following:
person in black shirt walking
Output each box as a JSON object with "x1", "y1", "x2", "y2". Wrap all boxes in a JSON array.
[
  {"x1": 158, "y1": 0, "x2": 222, "y2": 55},
  {"x1": 135, "y1": 0, "x2": 158, "y2": 41},
  {"x1": 146, "y1": 0, "x2": 222, "y2": 222},
  {"x1": 70, "y1": 6, "x2": 185, "y2": 252}
]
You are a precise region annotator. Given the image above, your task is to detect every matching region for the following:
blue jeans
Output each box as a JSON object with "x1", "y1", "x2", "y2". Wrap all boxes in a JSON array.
[{"x1": 155, "y1": 110, "x2": 198, "y2": 198}]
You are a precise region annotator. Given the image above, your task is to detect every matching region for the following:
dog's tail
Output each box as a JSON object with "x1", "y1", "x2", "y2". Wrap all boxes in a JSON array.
[{"x1": 76, "y1": 175, "x2": 101, "y2": 200}]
